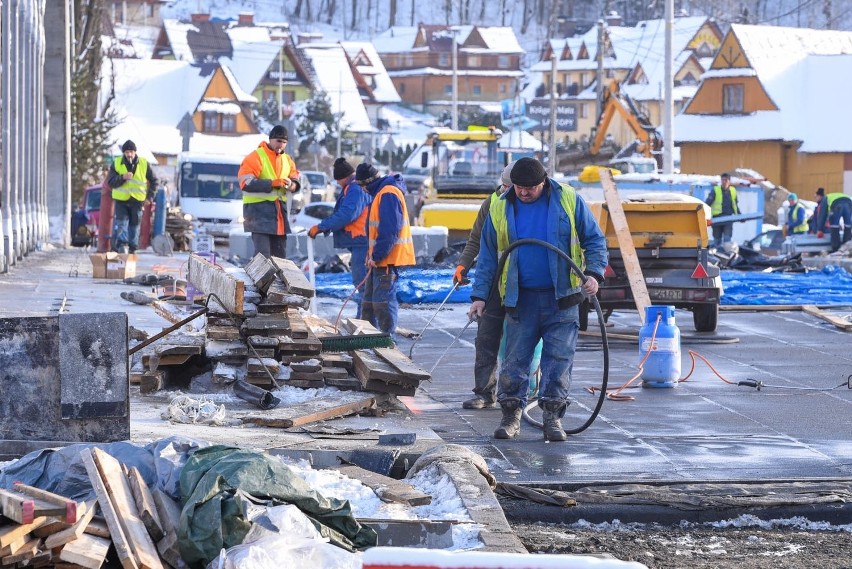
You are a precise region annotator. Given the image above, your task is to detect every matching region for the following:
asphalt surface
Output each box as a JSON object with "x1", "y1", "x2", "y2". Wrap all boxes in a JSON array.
[{"x1": 2, "y1": 246, "x2": 852, "y2": 488}]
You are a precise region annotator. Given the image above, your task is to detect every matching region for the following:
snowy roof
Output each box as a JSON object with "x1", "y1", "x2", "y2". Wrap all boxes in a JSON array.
[
  {"x1": 340, "y1": 41, "x2": 401, "y2": 104},
  {"x1": 220, "y1": 64, "x2": 257, "y2": 103},
  {"x1": 299, "y1": 45, "x2": 374, "y2": 133},
  {"x1": 161, "y1": 19, "x2": 196, "y2": 61},
  {"x1": 388, "y1": 68, "x2": 524, "y2": 78},
  {"x1": 677, "y1": 26, "x2": 852, "y2": 153},
  {"x1": 470, "y1": 27, "x2": 523, "y2": 54},
  {"x1": 105, "y1": 58, "x2": 265, "y2": 158},
  {"x1": 109, "y1": 23, "x2": 161, "y2": 59},
  {"x1": 222, "y1": 29, "x2": 284, "y2": 94},
  {"x1": 373, "y1": 26, "x2": 419, "y2": 53}
]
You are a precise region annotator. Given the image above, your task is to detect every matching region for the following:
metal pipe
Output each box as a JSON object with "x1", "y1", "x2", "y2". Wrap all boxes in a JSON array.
[{"x1": 232, "y1": 379, "x2": 281, "y2": 410}]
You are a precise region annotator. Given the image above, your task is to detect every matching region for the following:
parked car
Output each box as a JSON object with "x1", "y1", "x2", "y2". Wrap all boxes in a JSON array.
[
  {"x1": 301, "y1": 170, "x2": 335, "y2": 202},
  {"x1": 70, "y1": 184, "x2": 102, "y2": 247},
  {"x1": 290, "y1": 201, "x2": 335, "y2": 232}
]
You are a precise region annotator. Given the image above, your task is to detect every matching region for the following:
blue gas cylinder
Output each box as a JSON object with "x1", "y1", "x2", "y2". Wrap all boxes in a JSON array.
[{"x1": 639, "y1": 305, "x2": 681, "y2": 388}]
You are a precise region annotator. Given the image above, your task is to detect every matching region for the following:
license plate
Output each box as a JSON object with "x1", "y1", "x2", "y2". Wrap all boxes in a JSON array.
[{"x1": 650, "y1": 288, "x2": 683, "y2": 300}]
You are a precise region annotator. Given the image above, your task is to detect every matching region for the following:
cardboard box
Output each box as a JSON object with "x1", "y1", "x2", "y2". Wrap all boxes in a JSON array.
[{"x1": 90, "y1": 252, "x2": 138, "y2": 279}]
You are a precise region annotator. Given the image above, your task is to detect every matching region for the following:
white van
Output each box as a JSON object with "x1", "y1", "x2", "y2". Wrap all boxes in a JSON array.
[{"x1": 177, "y1": 152, "x2": 303, "y2": 237}]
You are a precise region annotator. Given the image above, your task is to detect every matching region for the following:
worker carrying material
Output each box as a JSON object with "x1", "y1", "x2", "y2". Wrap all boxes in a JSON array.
[{"x1": 468, "y1": 157, "x2": 608, "y2": 442}]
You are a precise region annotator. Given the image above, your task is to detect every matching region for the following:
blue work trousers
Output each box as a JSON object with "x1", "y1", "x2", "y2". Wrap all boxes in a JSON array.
[
  {"x1": 361, "y1": 265, "x2": 400, "y2": 341},
  {"x1": 829, "y1": 200, "x2": 852, "y2": 251},
  {"x1": 113, "y1": 199, "x2": 143, "y2": 252},
  {"x1": 498, "y1": 289, "x2": 579, "y2": 411},
  {"x1": 349, "y1": 246, "x2": 368, "y2": 319}
]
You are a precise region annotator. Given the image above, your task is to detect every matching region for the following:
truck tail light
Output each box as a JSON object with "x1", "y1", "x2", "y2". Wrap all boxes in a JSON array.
[{"x1": 691, "y1": 263, "x2": 709, "y2": 279}]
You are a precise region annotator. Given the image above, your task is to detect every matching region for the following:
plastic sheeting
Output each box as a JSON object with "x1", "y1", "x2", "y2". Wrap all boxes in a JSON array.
[
  {"x1": 314, "y1": 266, "x2": 852, "y2": 307},
  {"x1": 720, "y1": 265, "x2": 852, "y2": 305}
]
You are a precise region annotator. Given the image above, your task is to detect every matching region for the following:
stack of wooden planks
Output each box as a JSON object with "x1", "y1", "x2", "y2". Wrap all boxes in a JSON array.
[
  {"x1": 136, "y1": 253, "x2": 430, "y2": 397},
  {"x1": 0, "y1": 447, "x2": 184, "y2": 569}
]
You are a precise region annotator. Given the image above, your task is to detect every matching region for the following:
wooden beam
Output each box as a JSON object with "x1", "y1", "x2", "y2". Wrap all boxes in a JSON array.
[
  {"x1": 802, "y1": 305, "x2": 852, "y2": 331},
  {"x1": 12, "y1": 483, "x2": 80, "y2": 524},
  {"x1": 187, "y1": 253, "x2": 244, "y2": 315},
  {"x1": 0, "y1": 488, "x2": 70, "y2": 524},
  {"x1": 335, "y1": 464, "x2": 431, "y2": 506},
  {"x1": 270, "y1": 256, "x2": 314, "y2": 297},
  {"x1": 241, "y1": 396, "x2": 375, "y2": 429},
  {"x1": 600, "y1": 169, "x2": 651, "y2": 323},
  {"x1": 44, "y1": 500, "x2": 98, "y2": 549},
  {"x1": 127, "y1": 467, "x2": 164, "y2": 542},
  {"x1": 79, "y1": 448, "x2": 140, "y2": 569},
  {"x1": 0, "y1": 518, "x2": 47, "y2": 549},
  {"x1": 90, "y1": 448, "x2": 163, "y2": 569},
  {"x1": 58, "y1": 533, "x2": 111, "y2": 569}
]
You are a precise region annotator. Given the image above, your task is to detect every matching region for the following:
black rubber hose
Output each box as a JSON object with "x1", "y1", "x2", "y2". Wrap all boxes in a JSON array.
[{"x1": 486, "y1": 238, "x2": 609, "y2": 435}]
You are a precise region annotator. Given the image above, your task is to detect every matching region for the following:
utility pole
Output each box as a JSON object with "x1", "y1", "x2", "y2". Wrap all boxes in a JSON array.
[
  {"x1": 451, "y1": 26, "x2": 459, "y2": 130},
  {"x1": 549, "y1": 54, "x2": 557, "y2": 176},
  {"x1": 596, "y1": 19, "x2": 604, "y2": 122},
  {"x1": 337, "y1": 72, "x2": 343, "y2": 158},
  {"x1": 662, "y1": 0, "x2": 674, "y2": 174},
  {"x1": 277, "y1": 49, "x2": 283, "y2": 122}
]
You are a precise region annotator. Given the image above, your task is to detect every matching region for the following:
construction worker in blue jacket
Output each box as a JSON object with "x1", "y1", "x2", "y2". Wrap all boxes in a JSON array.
[
  {"x1": 308, "y1": 158, "x2": 371, "y2": 317},
  {"x1": 469, "y1": 157, "x2": 608, "y2": 442},
  {"x1": 813, "y1": 187, "x2": 852, "y2": 251}
]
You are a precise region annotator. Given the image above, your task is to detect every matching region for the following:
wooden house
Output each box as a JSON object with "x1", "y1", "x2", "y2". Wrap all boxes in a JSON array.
[{"x1": 676, "y1": 24, "x2": 852, "y2": 192}]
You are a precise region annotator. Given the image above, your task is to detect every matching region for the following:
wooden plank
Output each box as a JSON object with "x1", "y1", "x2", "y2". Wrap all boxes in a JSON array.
[
  {"x1": 802, "y1": 305, "x2": 852, "y2": 331},
  {"x1": 336, "y1": 464, "x2": 431, "y2": 506},
  {"x1": 352, "y1": 350, "x2": 414, "y2": 386},
  {"x1": 44, "y1": 500, "x2": 98, "y2": 549},
  {"x1": 12, "y1": 483, "x2": 79, "y2": 524},
  {"x1": 59, "y1": 533, "x2": 111, "y2": 569},
  {"x1": 1, "y1": 536, "x2": 40, "y2": 565},
  {"x1": 0, "y1": 488, "x2": 68, "y2": 524},
  {"x1": 90, "y1": 448, "x2": 163, "y2": 569},
  {"x1": 373, "y1": 347, "x2": 431, "y2": 382},
  {"x1": 78, "y1": 448, "x2": 139, "y2": 569},
  {"x1": 270, "y1": 256, "x2": 314, "y2": 298},
  {"x1": 244, "y1": 254, "x2": 279, "y2": 294},
  {"x1": 0, "y1": 534, "x2": 26, "y2": 557},
  {"x1": 206, "y1": 326, "x2": 243, "y2": 341},
  {"x1": 265, "y1": 282, "x2": 311, "y2": 309},
  {"x1": 149, "y1": 301, "x2": 189, "y2": 325},
  {"x1": 84, "y1": 519, "x2": 111, "y2": 539},
  {"x1": 0, "y1": 518, "x2": 46, "y2": 549},
  {"x1": 187, "y1": 253, "x2": 245, "y2": 315},
  {"x1": 600, "y1": 169, "x2": 651, "y2": 324},
  {"x1": 241, "y1": 396, "x2": 375, "y2": 429},
  {"x1": 127, "y1": 467, "x2": 164, "y2": 542}
]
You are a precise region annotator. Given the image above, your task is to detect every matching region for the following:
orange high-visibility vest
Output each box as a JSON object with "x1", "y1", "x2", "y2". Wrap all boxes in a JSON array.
[{"x1": 367, "y1": 184, "x2": 415, "y2": 266}]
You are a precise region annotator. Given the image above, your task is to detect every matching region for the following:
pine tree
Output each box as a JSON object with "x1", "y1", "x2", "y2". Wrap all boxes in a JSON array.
[
  {"x1": 296, "y1": 90, "x2": 349, "y2": 160},
  {"x1": 71, "y1": 0, "x2": 119, "y2": 205}
]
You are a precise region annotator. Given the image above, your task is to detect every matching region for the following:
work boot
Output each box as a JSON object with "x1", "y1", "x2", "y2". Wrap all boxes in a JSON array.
[
  {"x1": 494, "y1": 400, "x2": 522, "y2": 439},
  {"x1": 462, "y1": 395, "x2": 496, "y2": 409},
  {"x1": 540, "y1": 400, "x2": 568, "y2": 442}
]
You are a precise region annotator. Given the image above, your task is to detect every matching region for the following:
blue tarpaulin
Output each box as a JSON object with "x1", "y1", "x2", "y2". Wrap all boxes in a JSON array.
[{"x1": 314, "y1": 265, "x2": 852, "y2": 306}]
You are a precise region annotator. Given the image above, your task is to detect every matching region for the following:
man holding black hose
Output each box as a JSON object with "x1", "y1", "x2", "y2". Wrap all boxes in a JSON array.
[{"x1": 468, "y1": 157, "x2": 608, "y2": 442}]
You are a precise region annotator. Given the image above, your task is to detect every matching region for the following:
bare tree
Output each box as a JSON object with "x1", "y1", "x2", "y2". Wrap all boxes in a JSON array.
[
  {"x1": 389, "y1": 0, "x2": 397, "y2": 27},
  {"x1": 351, "y1": 0, "x2": 357, "y2": 29},
  {"x1": 294, "y1": 0, "x2": 304, "y2": 19},
  {"x1": 326, "y1": 0, "x2": 337, "y2": 25},
  {"x1": 444, "y1": 0, "x2": 452, "y2": 25},
  {"x1": 521, "y1": 0, "x2": 532, "y2": 33},
  {"x1": 823, "y1": 0, "x2": 833, "y2": 28}
]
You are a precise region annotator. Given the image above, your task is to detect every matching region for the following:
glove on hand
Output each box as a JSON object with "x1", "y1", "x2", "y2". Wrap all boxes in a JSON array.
[
  {"x1": 272, "y1": 178, "x2": 290, "y2": 189},
  {"x1": 308, "y1": 225, "x2": 321, "y2": 239},
  {"x1": 453, "y1": 264, "x2": 469, "y2": 286}
]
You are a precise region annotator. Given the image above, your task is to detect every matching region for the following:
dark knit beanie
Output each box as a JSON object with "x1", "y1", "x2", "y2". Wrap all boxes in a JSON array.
[
  {"x1": 333, "y1": 158, "x2": 355, "y2": 181},
  {"x1": 269, "y1": 125, "x2": 288, "y2": 140},
  {"x1": 121, "y1": 140, "x2": 137, "y2": 152},
  {"x1": 355, "y1": 162, "x2": 380, "y2": 185},
  {"x1": 816, "y1": 187, "x2": 825, "y2": 197},
  {"x1": 510, "y1": 157, "x2": 547, "y2": 187}
]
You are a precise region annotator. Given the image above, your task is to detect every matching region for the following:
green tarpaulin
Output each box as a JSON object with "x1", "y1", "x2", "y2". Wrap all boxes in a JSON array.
[{"x1": 178, "y1": 446, "x2": 377, "y2": 567}]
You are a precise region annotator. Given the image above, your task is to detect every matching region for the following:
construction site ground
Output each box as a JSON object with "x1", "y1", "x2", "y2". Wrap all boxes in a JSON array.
[{"x1": 1, "y1": 246, "x2": 851, "y2": 567}]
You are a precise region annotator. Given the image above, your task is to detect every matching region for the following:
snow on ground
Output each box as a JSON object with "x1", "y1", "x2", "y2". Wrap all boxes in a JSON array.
[{"x1": 570, "y1": 515, "x2": 852, "y2": 533}]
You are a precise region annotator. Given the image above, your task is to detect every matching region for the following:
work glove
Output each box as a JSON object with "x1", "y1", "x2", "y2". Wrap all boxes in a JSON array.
[
  {"x1": 453, "y1": 264, "x2": 469, "y2": 286},
  {"x1": 817, "y1": 231, "x2": 824, "y2": 238},
  {"x1": 271, "y1": 178, "x2": 291, "y2": 189},
  {"x1": 308, "y1": 225, "x2": 321, "y2": 239}
]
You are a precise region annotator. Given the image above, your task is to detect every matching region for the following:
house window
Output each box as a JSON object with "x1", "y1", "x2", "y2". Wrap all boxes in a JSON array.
[
  {"x1": 399, "y1": 82, "x2": 406, "y2": 94},
  {"x1": 722, "y1": 84, "x2": 744, "y2": 113},
  {"x1": 404, "y1": 54, "x2": 414, "y2": 67},
  {"x1": 439, "y1": 53, "x2": 449, "y2": 66},
  {"x1": 498, "y1": 55, "x2": 509, "y2": 68},
  {"x1": 444, "y1": 84, "x2": 452, "y2": 96},
  {"x1": 473, "y1": 85, "x2": 482, "y2": 96},
  {"x1": 580, "y1": 103, "x2": 588, "y2": 119},
  {"x1": 499, "y1": 83, "x2": 507, "y2": 94},
  {"x1": 468, "y1": 54, "x2": 481, "y2": 67},
  {"x1": 221, "y1": 114, "x2": 236, "y2": 133},
  {"x1": 203, "y1": 112, "x2": 218, "y2": 132}
]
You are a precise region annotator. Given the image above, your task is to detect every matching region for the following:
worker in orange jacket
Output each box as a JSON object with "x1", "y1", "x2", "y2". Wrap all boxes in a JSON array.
[{"x1": 238, "y1": 125, "x2": 301, "y2": 258}]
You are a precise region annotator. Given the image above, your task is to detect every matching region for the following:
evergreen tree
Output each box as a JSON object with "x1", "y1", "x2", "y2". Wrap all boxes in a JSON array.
[
  {"x1": 71, "y1": 0, "x2": 119, "y2": 205},
  {"x1": 296, "y1": 90, "x2": 344, "y2": 158}
]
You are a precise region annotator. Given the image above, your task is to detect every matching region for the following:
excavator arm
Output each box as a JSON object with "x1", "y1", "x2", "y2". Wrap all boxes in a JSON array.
[{"x1": 589, "y1": 80, "x2": 662, "y2": 159}]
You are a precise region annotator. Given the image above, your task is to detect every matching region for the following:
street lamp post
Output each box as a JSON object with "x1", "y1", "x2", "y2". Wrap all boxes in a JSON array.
[{"x1": 451, "y1": 27, "x2": 459, "y2": 130}]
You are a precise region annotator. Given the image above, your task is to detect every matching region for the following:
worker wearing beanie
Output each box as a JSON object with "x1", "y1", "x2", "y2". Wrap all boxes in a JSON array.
[
  {"x1": 469, "y1": 157, "x2": 608, "y2": 441},
  {"x1": 453, "y1": 161, "x2": 516, "y2": 410},
  {"x1": 308, "y1": 158, "x2": 371, "y2": 317},
  {"x1": 356, "y1": 163, "x2": 415, "y2": 341},
  {"x1": 704, "y1": 173, "x2": 740, "y2": 248},
  {"x1": 107, "y1": 139, "x2": 157, "y2": 253},
  {"x1": 783, "y1": 193, "x2": 808, "y2": 237},
  {"x1": 813, "y1": 187, "x2": 852, "y2": 251},
  {"x1": 238, "y1": 125, "x2": 301, "y2": 258}
]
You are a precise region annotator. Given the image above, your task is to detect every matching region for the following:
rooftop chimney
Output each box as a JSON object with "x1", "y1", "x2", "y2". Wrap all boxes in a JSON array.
[
  {"x1": 605, "y1": 10, "x2": 622, "y2": 27},
  {"x1": 297, "y1": 32, "x2": 323, "y2": 45},
  {"x1": 238, "y1": 12, "x2": 254, "y2": 26},
  {"x1": 190, "y1": 13, "x2": 210, "y2": 23}
]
